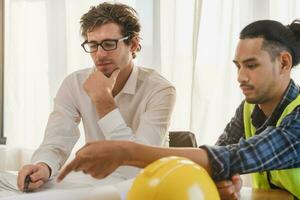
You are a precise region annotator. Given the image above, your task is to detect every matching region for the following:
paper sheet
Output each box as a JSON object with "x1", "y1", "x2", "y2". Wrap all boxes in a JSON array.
[
  {"x1": 0, "y1": 171, "x2": 133, "y2": 200},
  {"x1": 0, "y1": 171, "x2": 21, "y2": 197}
]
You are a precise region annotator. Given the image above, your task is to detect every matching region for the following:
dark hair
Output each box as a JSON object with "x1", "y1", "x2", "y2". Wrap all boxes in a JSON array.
[
  {"x1": 80, "y1": 2, "x2": 141, "y2": 58},
  {"x1": 240, "y1": 19, "x2": 300, "y2": 67}
]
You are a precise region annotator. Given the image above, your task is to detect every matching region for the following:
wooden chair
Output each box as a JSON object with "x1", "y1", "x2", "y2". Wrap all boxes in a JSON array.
[{"x1": 169, "y1": 131, "x2": 198, "y2": 147}]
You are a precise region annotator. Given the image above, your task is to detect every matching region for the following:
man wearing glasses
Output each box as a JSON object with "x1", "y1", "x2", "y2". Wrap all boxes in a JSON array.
[{"x1": 17, "y1": 2, "x2": 176, "y2": 191}]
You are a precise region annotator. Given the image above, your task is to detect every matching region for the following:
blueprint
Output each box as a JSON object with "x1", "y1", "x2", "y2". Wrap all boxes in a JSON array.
[{"x1": 0, "y1": 171, "x2": 133, "y2": 200}]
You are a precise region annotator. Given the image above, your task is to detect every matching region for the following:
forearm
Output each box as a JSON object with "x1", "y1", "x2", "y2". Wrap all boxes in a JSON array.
[
  {"x1": 32, "y1": 110, "x2": 80, "y2": 177},
  {"x1": 94, "y1": 93, "x2": 117, "y2": 118},
  {"x1": 97, "y1": 86, "x2": 175, "y2": 145},
  {"x1": 123, "y1": 142, "x2": 212, "y2": 175},
  {"x1": 204, "y1": 123, "x2": 300, "y2": 181},
  {"x1": 98, "y1": 108, "x2": 167, "y2": 145}
]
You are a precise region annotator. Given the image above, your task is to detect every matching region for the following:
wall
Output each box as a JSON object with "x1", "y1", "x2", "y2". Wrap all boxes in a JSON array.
[{"x1": 0, "y1": 0, "x2": 5, "y2": 144}]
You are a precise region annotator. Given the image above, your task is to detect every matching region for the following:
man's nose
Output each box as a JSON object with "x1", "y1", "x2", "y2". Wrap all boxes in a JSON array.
[
  {"x1": 237, "y1": 67, "x2": 249, "y2": 83},
  {"x1": 95, "y1": 45, "x2": 108, "y2": 57}
]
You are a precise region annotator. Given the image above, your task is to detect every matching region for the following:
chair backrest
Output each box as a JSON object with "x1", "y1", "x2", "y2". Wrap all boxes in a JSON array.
[{"x1": 169, "y1": 131, "x2": 198, "y2": 147}]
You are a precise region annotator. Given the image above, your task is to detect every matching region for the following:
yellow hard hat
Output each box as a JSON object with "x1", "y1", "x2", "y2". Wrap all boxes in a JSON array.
[{"x1": 127, "y1": 156, "x2": 220, "y2": 200}]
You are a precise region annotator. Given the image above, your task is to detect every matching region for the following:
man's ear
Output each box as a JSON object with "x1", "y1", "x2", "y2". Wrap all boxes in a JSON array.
[
  {"x1": 279, "y1": 51, "x2": 292, "y2": 73},
  {"x1": 129, "y1": 37, "x2": 141, "y2": 59},
  {"x1": 130, "y1": 37, "x2": 140, "y2": 52}
]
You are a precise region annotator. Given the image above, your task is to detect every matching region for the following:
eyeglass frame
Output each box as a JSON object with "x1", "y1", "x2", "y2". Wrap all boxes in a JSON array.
[{"x1": 81, "y1": 35, "x2": 130, "y2": 53}]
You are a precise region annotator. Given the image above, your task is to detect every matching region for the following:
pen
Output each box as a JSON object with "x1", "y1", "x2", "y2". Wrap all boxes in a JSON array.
[{"x1": 23, "y1": 174, "x2": 31, "y2": 193}]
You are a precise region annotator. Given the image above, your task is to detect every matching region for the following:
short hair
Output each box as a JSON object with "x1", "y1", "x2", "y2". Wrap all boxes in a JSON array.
[
  {"x1": 240, "y1": 19, "x2": 300, "y2": 67},
  {"x1": 80, "y1": 2, "x2": 141, "y2": 58}
]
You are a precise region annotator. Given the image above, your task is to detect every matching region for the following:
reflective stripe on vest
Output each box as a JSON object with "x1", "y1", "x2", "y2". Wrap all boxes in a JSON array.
[{"x1": 243, "y1": 95, "x2": 300, "y2": 199}]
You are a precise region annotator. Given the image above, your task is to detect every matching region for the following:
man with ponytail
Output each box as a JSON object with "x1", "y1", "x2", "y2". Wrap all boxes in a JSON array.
[{"x1": 58, "y1": 20, "x2": 300, "y2": 200}]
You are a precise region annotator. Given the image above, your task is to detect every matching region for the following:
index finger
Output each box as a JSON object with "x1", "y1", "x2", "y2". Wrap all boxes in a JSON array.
[
  {"x1": 110, "y1": 68, "x2": 120, "y2": 81},
  {"x1": 56, "y1": 159, "x2": 78, "y2": 182}
]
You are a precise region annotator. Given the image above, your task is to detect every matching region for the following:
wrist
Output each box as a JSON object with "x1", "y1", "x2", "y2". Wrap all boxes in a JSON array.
[
  {"x1": 91, "y1": 89, "x2": 113, "y2": 104},
  {"x1": 37, "y1": 162, "x2": 51, "y2": 178},
  {"x1": 122, "y1": 141, "x2": 150, "y2": 168},
  {"x1": 121, "y1": 141, "x2": 138, "y2": 167},
  {"x1": 93, "y1": 94, "x2": 117, "y2": 118},
  {"x1": 198, "y1": 148, "x2": 212, "y2": 176}
]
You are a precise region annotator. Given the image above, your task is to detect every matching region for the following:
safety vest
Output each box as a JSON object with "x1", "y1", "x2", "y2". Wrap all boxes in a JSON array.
[{"x1": 243, "y1": 95, "x2": 300, "y2": 199}]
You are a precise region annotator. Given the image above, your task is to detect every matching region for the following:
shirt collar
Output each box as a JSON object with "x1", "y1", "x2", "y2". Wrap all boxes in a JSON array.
[
  {"x1": 119, "y1": 65, "x2": 138, "y2": 95},
  {"x1": 252, "y1": 79, "x2": 300, "y2": 129}
]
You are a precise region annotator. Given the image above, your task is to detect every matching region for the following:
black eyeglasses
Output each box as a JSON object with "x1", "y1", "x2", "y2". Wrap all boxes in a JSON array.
[{"x1": 81, "y1": 36, "x2": 130, "y2": 53}]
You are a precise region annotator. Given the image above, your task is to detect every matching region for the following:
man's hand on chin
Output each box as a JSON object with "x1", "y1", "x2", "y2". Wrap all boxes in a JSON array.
[{"x1": 83, "y1": 68, "x2": 120, "y2": 117}]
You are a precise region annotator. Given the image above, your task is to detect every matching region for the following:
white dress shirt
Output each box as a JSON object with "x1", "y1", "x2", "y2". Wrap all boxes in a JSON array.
[{"x1": 31, "y1": 66, "x2": 176, "y2": 178}]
